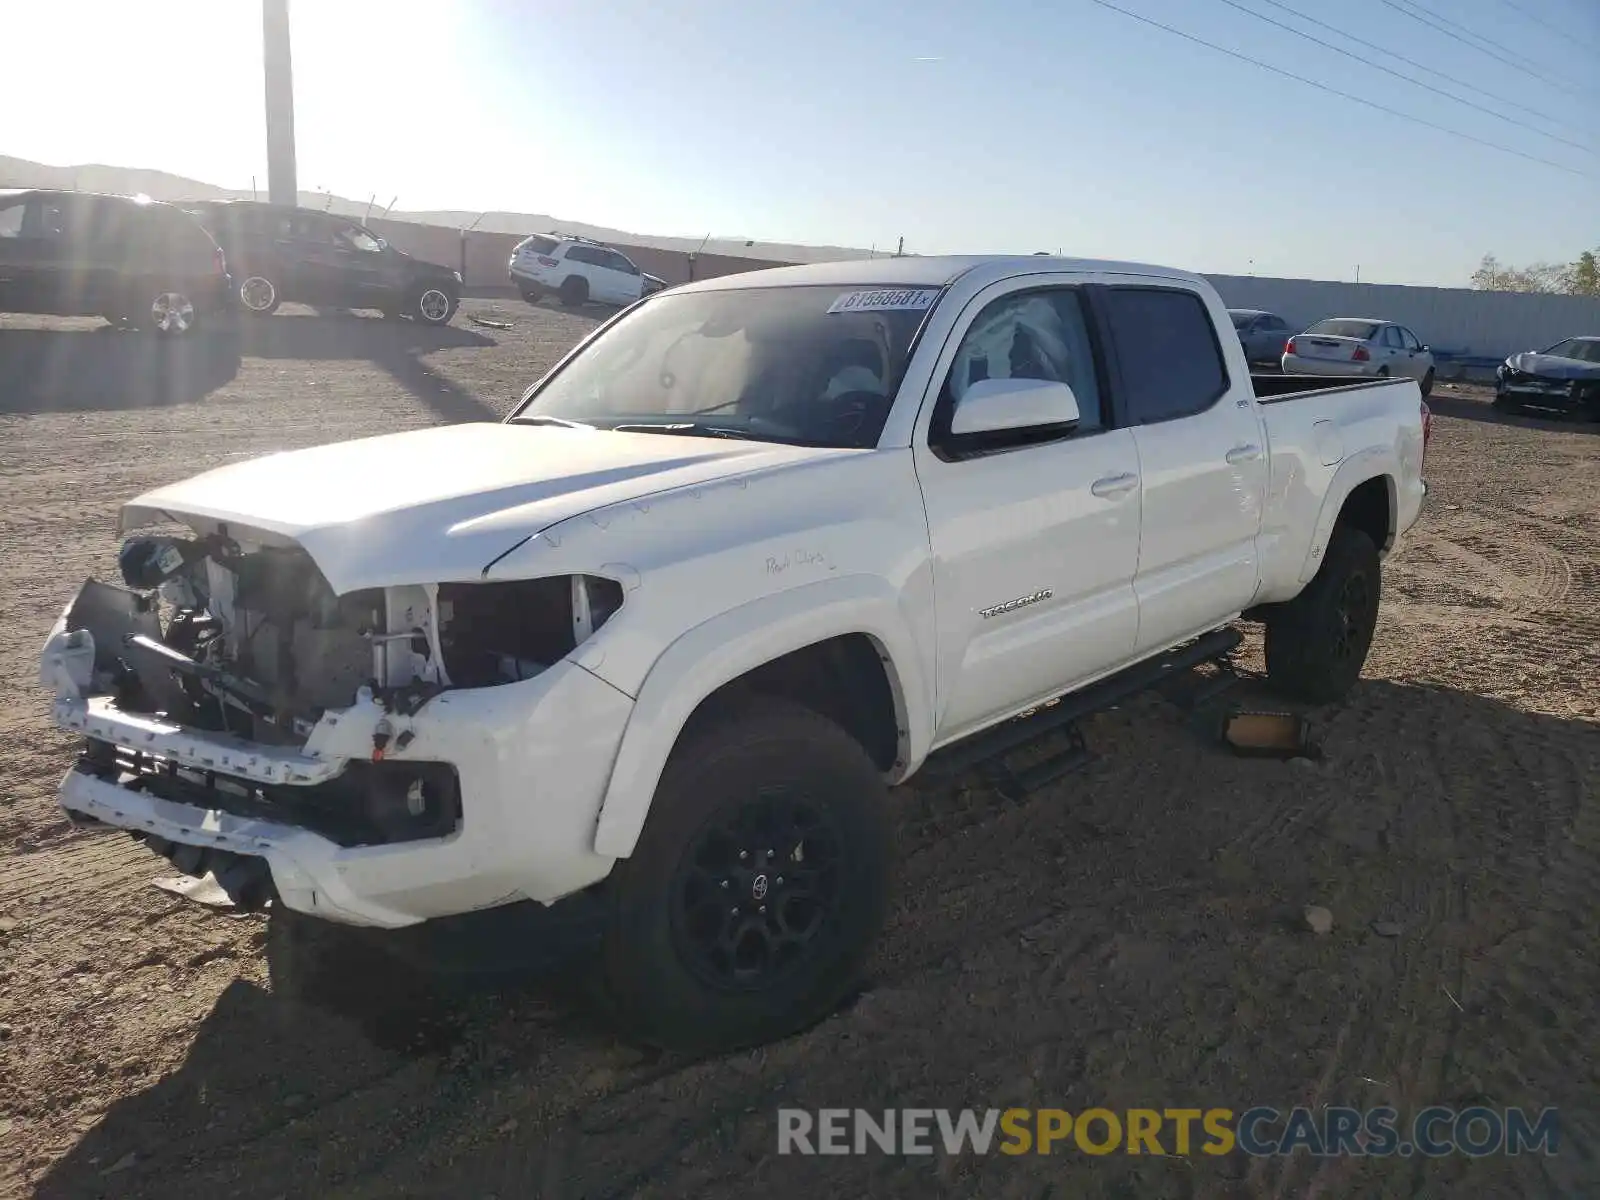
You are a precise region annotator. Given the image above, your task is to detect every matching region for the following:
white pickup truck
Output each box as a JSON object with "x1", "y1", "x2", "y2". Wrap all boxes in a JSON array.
[{"x1": 39, "y1": 255, "x2": 1429, "y2": 1052}]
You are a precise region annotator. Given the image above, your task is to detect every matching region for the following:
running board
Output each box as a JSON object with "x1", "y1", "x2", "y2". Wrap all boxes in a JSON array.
[{"x1": 920, "y1": 628, "x2": 1244, "y2": 789}]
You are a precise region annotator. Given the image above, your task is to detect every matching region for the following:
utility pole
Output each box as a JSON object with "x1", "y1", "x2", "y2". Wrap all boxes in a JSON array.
[{"x1": 262, "y1": 0, "x2": 298, "y2": 206}]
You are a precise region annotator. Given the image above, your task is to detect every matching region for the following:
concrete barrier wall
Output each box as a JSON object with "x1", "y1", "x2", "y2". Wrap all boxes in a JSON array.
[
  {"x1": 1205, "y1": 273, "x2": 1600, "y2": 361},
  {"x1": 362, "y1": 214, "x2": 1600, "y2": 357},
  {"x1": 365, "y1": 216, "x2": 791, "y2": 290}
]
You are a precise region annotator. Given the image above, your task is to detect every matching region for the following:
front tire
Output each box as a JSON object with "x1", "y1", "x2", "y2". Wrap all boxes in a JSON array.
[
  {"x1": 1420, "y1": 368, "x2": 1435, "y2": 397},
  {"x1": 1264, "y1": 525, "x2": 1381, "y2": 705},
  {"x1": 596, "y1": 698, "x2": 891, "y2": 1054}
]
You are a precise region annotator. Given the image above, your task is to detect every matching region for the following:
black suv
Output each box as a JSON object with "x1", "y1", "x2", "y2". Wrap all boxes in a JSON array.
[
  {"x1": 186, "y1": 201, "x2": 461, "y2": 325},
  {"x1": 0, "y1": 189, "x2": 230, "y2": 335}
]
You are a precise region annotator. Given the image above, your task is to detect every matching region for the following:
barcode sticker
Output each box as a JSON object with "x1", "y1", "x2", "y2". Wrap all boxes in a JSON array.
[{"x1": 826, "y1": 288, "x2": 940, "y2": 315}]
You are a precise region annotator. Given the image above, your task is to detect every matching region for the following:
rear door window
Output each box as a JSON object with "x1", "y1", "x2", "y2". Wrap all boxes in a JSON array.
[
  {"x1": 29, "y1": 195, "x2": 78, "y2": 240},
  {"x1": 0, "y1": 197, "x2": 29, "y2": 238},
  {"x1": 290, "y1": 213, "x2": 338, "y2": 245},
  {"x1": 1100, "y1": 286, "x2": 1230, "y2": 425},
  {"x1": 1381, "y1": 326, "x2": 1404, "y2": 349}
]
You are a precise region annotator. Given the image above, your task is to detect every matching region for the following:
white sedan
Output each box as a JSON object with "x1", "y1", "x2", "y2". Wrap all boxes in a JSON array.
[{"x1": 1282, "y1": 318, "x2": 1435, "y2": 396}]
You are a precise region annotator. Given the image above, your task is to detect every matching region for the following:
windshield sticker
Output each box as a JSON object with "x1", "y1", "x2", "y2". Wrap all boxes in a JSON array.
[{"x1": 826, "y1": 288, "x2": 939, "y2": 315}]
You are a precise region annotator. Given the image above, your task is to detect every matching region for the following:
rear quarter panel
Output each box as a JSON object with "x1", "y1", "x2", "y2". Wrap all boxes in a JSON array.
[{"x1": 1253, "y1": 378, "x2": 1425, "y2": 604}]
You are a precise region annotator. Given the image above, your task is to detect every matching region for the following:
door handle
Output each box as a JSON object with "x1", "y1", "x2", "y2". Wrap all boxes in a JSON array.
[
  {"x1": 1225, "y1": 444, "x2": 1261, "y2": 464},
  {"x1": 1090, "y1": 472, "x2": 1139, "y2": 499}
]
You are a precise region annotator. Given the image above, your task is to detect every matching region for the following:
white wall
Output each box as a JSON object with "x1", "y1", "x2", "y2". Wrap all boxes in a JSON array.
[{"x1": 1204, "y1": 274, "x2": 1600, "y2": 359}]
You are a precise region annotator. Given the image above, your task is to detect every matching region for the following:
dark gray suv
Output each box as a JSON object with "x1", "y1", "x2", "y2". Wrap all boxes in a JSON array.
[
  {"x1": 185, "y1": 200, "x2": 462, "y2": 325},
  {"x1": 0, "y1": 189, "x2": 231, "y2": 334}
]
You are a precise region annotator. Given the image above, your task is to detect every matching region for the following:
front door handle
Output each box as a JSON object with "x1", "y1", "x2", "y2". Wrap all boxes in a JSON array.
[
  {"x1": 1225, "y1": 443, "x2": 1261, "y2": 464},
  {"x1": 1090, "y1": 472, "x2": 1139, "y2": 499}
]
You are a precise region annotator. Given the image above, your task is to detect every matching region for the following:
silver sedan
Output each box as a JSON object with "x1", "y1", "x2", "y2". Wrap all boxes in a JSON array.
[
  {"x1": 1229, "y1": 308, "x2": 1295, "y2": 363},
  {"x1": 1282, "y1": 317, "x2": 1436, "y2": 395}
]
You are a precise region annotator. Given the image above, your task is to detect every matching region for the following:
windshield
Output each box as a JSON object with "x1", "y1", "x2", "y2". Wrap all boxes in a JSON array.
[
  {"x1": 1543, "y1": 338, "x2": 1600, "y2": 363},
  {"x1": 510, "y1": 284, "x2": 940, "y2": 448},
  {"x1": 1306, "y1": 319, "x2": 1379, "y2": 340},
  {"x1": 1229, "y1": 311, "x2": 1259, "y2": 330}
]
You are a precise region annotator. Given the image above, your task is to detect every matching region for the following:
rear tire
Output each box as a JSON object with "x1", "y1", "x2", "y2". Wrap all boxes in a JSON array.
[
  {"x1": 1375, "y1": 366, "x2": 1390, "y2": 378},
  {"x1": 559, "y1": 275, "x2": 589, "y2": 308},
  {"x1": 412, "y1": 286, "x2": 459, "y2": 326},
  {"x1": 1264, "y1": 525, "x2": 1381, "y2": 705},
  {"x1": 238, "y1": 275, "x2": 281, "y2": 316},
  {"x1": 147, "y1": 289, "x2": 198, "y2": 336},
  {"x1": 595, "y1": 697, "x2": 891, "y2": 1054}
]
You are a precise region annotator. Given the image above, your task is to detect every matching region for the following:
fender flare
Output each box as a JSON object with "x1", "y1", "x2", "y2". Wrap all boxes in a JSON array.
[
  {"x1": 591, "y1": 573, "x2": 933, "y2": 859},
  {"x1": 1297, "y1": 450, "x2": 1398, "y2": 585}
]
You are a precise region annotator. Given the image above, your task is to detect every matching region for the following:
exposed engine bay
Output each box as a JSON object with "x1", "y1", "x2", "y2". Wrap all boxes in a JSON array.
[{"x1": 53, "y1": 523, "x2": 624, "y2": 850}]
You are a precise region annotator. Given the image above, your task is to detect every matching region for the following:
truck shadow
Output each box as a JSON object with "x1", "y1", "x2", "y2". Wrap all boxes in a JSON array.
[
  {"x1": 31, "y1": 678, "x2": 1600, "y2": 1200},
  {"x1": 0, "y1": 326, "x2": 245, "y2": 415},
  {"x1": 0, "y1": 314, "x2": 498, "y2": 424}
]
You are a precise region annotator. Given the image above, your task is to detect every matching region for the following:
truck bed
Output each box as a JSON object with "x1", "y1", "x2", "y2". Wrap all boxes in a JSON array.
[{"x1": 1250, "y1": 372, "x2": 1411, "y2": 404}]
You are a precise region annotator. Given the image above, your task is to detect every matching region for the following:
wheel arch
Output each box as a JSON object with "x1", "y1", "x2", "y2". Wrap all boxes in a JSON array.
[
  {"x1": 1298, "y1": 461, "x2": 1397, "y2": 586},
  {"x1": 591, "y1": 575, "x2": 932, "y2": 859}
]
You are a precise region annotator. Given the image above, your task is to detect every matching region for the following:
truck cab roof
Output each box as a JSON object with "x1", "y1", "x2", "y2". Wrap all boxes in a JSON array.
[{"x1": 674, "y1": 254, "x2": 1211, "y2": 295}]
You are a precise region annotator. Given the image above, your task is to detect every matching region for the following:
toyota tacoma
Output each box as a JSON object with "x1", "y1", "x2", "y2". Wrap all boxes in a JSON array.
[{"x1": 39, "y1": 255, "x2": 1430, "y2": 1052}]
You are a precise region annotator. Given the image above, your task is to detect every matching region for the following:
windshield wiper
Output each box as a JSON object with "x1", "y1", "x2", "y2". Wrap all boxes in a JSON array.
[
  {"x1": 611, "y1": 422, "x2": 766, "y2": 441},
  {"x1": 510, "y1": 414, "x2": 593, "y2": 429}
]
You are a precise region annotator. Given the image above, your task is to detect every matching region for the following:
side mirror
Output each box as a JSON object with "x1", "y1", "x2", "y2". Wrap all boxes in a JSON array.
[{"x1": 950, "y1": 377, "x2": 1081, "y2": 436}]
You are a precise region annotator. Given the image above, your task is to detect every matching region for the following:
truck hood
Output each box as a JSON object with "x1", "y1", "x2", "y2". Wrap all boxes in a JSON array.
[
  {"x1": 1506, "y1": 351, "x2": 1600, "y2": 381},
  {"x1": 121, "y1": 422, "x2": 847, "y2": 594}
]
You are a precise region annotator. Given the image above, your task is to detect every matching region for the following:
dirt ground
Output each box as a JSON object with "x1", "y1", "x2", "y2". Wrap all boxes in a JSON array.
[{"x1": 1, "y1": 304, "x2": 1597, "y2": 1199}]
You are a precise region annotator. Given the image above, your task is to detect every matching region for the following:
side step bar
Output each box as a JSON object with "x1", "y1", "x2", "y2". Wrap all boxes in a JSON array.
[{"x1": 919, "y1": 627, "x2": 1244, "y2": 793}]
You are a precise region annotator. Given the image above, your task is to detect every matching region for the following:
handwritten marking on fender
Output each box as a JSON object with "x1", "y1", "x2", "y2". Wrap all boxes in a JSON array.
[{"x1": 766, "y1": 549, "x2": 836, "y2": 576}]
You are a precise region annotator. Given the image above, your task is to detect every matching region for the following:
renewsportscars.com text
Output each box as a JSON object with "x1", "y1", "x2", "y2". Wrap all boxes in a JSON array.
[{"x1": 777, "y1": 1106, "x2": 1560, "y2": 1158}]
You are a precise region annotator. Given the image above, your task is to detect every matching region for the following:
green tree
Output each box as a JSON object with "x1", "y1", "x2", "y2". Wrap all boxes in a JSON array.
[
  {"x1": 1572, "y1": 250, "x2": 1600, "y2": 298},
  {"x1": 1470, "y1": 253, "x2": 1566, "y2": 293}
]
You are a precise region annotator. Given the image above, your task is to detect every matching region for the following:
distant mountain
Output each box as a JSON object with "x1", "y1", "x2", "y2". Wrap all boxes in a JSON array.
[{"x1": 0, "y1": 155, "x2": 871, "y2": 263}]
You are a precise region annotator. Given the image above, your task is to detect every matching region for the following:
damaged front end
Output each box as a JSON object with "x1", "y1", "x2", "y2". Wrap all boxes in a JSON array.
[{"x1": 41, "y1": 522, "x2": 626, "y2": 918}]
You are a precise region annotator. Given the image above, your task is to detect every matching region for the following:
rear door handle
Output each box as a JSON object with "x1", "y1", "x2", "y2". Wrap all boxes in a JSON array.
[
  {"x1": 1225, "y1": 443, "x2": 1261, "y2": 464},
  {"x1": 1090, "y1": 472, "x2": 1139, "y2": 499}
]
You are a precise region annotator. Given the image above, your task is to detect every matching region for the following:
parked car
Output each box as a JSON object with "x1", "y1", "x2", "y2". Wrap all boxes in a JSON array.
[
  {"x1": 0, "y1": 189, "x2": 229, "y2": 334},
  {"x1": 1282, "y1": 317, "x2": 1435, "y2": 395},
  {"x1": 508, "y1": 232, "x2": 666, "y2": 307},
  {"x1": 1494, "y1": 336, "x2": 1600, "y2": 419},
  {"x1": 1229, "y1": 308, "x2": 1294, "y2": 363},
  {"x1": 40, "y1": 255, "x2": 1430, "y2": 1054},
  {"x1": 184, "y1": 200, "x2": 461, "y2": 325}
]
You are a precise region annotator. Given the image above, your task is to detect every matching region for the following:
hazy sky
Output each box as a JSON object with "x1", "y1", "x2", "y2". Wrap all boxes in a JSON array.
[{"x1": 6, "y1": 0, "x2": 1596, "y2": 285}]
